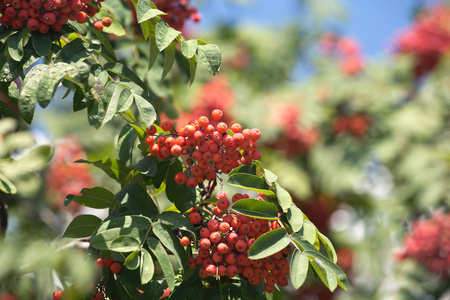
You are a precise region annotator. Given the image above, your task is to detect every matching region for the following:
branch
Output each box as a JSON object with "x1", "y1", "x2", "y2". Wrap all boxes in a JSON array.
[{"x1": 0, "y1": 191, "x2": 8, "y2": 239}]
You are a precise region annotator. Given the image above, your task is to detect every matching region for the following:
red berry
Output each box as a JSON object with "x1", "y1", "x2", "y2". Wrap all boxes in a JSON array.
[
  {"x1": 209, "y1": 231, "x2": 221, "y2": 244},
  {"x1": 53, "y1": 291, "x2": 63, "y2": 300},
  {"x1": 174, "y1": 172, "x2": 187, "y2": 184},
  {"x1": 93, "y1": 20, "x2": 103, "y2": 31},
  {"x1": 217, "y1": 198, "x2": 230, "y2": 211},
  {"x1": 95, "y1": 291, "x2": 105, "y2": 300},
  {"x1": 211, "y1": 109, "x2": 223, "y2": 120},
  {"x1": 110, "y1": 262, "x2": 122, "y2": 274},
  {"x1": 102, "y1": 16, "x2": 112, "y2": 27},
  {"x1": 5, "y1": 7, "x2": 17, "y2": 18},
  {"x1": 11, "y1": 18, "x2": 23, "y2": 29},
  {"x1": 103, "y1": 256, "x2": 113, "y2": 267},
  {"x1": 189, "y1": 212, "x2": 201, "y2": 224},
  {"x1": 76, "y1": 11, "x2": 87, "y2": 23},
  {"x1": 180, "y1": 236, "x2": 190, "y2": 247},
  {"x1": 27, "y1": 18, "x2": 39, "y2": 31},
  {"x1": 219, "y1": 221, "x2": 230, "y2": 233},
  {"x1": 161, "y1": 120, "x2": 172, "y2": 131},
  {"x1": 17, "y1": 9, "x2": 29, "y2": 21},
  {"x1": 199, "y1": 238, "x2": 211, "y2": 249},
  {"x1": 186, "y1": 177, "x2": 197, "y2": 189},
  {"x1": 146, "y1": 125, "x2": 157, "y2": 135},
  {"x1": 190, "y1": 12, "x2": 201, "y2": 23},
  {"x1": 207, "y1": 219, "x2": 220, "y2": 232},
  {"x1": 94, "y1": 258, "x2": 105, "y2": 269},
  {"x1": 235, "y1": 240, "x2": 247, "y2": 252},
  {"x1": 217, "y1": 122, "x2": 228, "y2": 134},
  {"x1": 217, "y1": 242, "x2": 229, "y2": 254},
  {"x1": 43, "y1": 12, "x2": 56, "y2": 25}
]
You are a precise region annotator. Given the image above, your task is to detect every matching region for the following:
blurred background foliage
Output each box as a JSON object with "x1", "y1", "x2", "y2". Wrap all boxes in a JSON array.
[{"x1": 1, "y1": 0, "x2": 450, "y2": 299}]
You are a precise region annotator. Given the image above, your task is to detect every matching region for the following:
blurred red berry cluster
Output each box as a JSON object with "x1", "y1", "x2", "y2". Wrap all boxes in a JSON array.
[
  {"x1": 319, "y1": 34, "x2": 364, "y2": 76},
  {"x1": 45, "y1": 136, "x2": 95, "y2": 213},
  {"x1": 395, "y1": 5, "x2": 450, "y2": 78},
  {"x1": 0, "y1": 0, "x2": 105, "y2": 33},
  {"x1": 152, "y1": 0, "x2": 200, "y2": 30},
  {"x1": 396, "y1": 211, "x2": 450, "y2": 279},
  {"x1": 332, "y1": 114, "x2": 371, "y2": 138},
  {"x1": 266, "y1": 103, "x2": 319, "y2": 156}
]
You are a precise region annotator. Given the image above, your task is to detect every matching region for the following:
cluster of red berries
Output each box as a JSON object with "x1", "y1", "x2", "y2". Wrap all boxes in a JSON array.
[
  {"x1": 146, "y1": 109, "x2": 262, "y2": 189},
  {"x1": 396, "y1": 211, "x2": 450, "y2": 279},
  {"x1": 52, "y1": 257, "x2": 122, "y2": 300},
  {"x1": 0, "y1": 0, "x2": 111, "y2": 33},
  {"x1": 332, "y1": 114, "x2": 371, "y2": 138},
  {"x1": 319, "y1": 33, "x2": 364, "y2": 76},
  {"x1": 395, "y1": 5, "x2": 450, "y2": 78},
  {"x1": 46, "y1": 136, "x2": 95, "y2": 214},
  {"x1": 152, "y1": 0, "x2": 200, "y2": 30},
  {"x1": 183, "y1": 191, "x2": 292, "y2": 293},
  {"x1": 266, "y1": 103, "x2": 319, "y2": 157}
]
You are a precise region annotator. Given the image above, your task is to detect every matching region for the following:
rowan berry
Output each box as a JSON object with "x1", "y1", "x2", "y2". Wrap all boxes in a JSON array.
[
  {"x1": 218, "y1": 265, "x2": 227, "y2": 276},
  {"x1": 230, "y1": 217, "x2": 241, "y2": 229},
  {"x1": 212, "y1": 251, "x2": 222, "y2": 263},
  {"x1": 207, "y1": 219, "x2": 220, "y2": 232},
  {"x1": 5, "y1": 7, "x2": 16, "y2": 18},
  {"x1": 211, "y1": 109, "x2": 223, "y2": 120},
  {"x1": 204, "y1": 124, "x2": 215, "y2": 134},
  {"x1": 209, "y1": 231, "x2": 221, "y2": 244},
  {"x1": 170, "y1": 145, "x2": 182, "y2": 156},
  {"x1": 103, "y1": 256, "x2": 113, "y2": 267},
  {"x1": 189, "y1": 212, "x2": 201, "y2": 224},
  {"x1": 189, "y1": 257, "x2": 196, "y2": 269},
  {"x1": 231, "y1": 123, "x2": 242, "y2": 133},
  {"x1": 110, "y1": 262, "x2": 122, "y2": 274},
  {"x1": 146, "y1": 125, "x2": 157, "y2": 135},
  {"x1": 226, "y1": 232, "x2": 239, "y2": 244},
  {"x1": 43, "y1": 12, "x2": 56, "y2": 24},
  {"x1": 217, "y1": 122, "x2": 228, "y2": 134},
  {"x1": 180, "y1": 236, "x2": 190, "y2": 247},
  {"x1": 94, "y1": 258, "x2": 105, "y2": 269},
  {"x1": 265, "y1": 273, "x2": 277, "y2": 285},
  {"x1": 102, "y1": 16, "x2": 112, "y2": 27},
  {"x1": 227, "y1": 264, "x2": 238, "y2": 277},
  {"x1": 205, "y1": 264, "x2": 216, "y2": 276},
  {"x1": 93, "y1": 20, "x2": 103, "y2": 31},
  {"x1": 199, "y1": 238, "x2": 211, "y2": 249},
  {"x1": 217, "y1": 242, "x2": 229, "y2": 254},
  {"x1": 186, "y1": 177, "x2": 197, "y2": 189},
  {"x1": 17, "y1": 9, "x2": 29, "y2": 20},
  {"x1": 250, "y1": 128, "x2": 261, "y2": 141},
  {"x1": 198, "y1": 248, "x2": 210, "y2": 258},
  {"x1": 217, "y1": 198, "x2": 230, "y2": 211},
  {"x1": 11, "y1": 18, "x2": 23, "y2": 29},
  {"x1": 213, "y1": 206, "x2": 223, "y2": 217},
  {"x1": 53, "y1": 290, "x2": 63, "y2": 300},
  {"x1": 276, "y1": 273, "x2": 288, "y2": 287},
  {"x1": 200, "y1": 227, "x2": 210, "y2": 238},
  {"x1": 264, "y1": 283, "x2": 275, "y2": 293},
  {"x1": 27, "y1": 17, "x2": 39, "y2": 30},
  {"x1": 225, "y1": 253, "x2": 237, "y2": 265},
  {"x1": 161, "y1": 121, "x2": 172, "y2": 131},
  {"x1": 219, "y1": 222, "x2": 231, "y2": 233},
  {"x1": 198, "y1": 116, "x2": 209, "y2": 127},
  {"x1": 235, "y1": 240, "x2": 247, "y2": 252},
  {"x1": 191, "y1": 11, "x2": 201, "y2": 22},
  {"x1": 199, "y1": 268, "x2": 207, "y2": 278}
]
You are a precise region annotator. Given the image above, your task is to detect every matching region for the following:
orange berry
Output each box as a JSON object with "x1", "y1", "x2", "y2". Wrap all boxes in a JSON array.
[
  {"x1": 110, "y1": 262, "x2": 122, "y2": 274},
  {"x1": 102, "y1": 16, "x2": 112, "y2": 27},
  {"x1": 180, "y1": 236, "x2": 190, "y2": 247}
]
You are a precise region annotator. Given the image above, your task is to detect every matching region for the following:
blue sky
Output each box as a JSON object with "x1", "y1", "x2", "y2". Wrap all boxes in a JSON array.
[{"x1": 196, "y1": 0, "x2": 440, "y2": 56}]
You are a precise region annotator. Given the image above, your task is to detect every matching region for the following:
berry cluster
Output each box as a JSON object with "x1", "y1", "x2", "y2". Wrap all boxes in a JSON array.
[
  {"x1": 45, "y1": 136, "x2": 95, "y2": 214},
  {"x1": 266, "y1": 103, "x2": 318, "y2": 157},
  {"x1": 184, "y1": 192, "x2": 292, "y2": 293},
  {"x1": 332, "y1": 114, "x2": 371, "y2": 138},
  {"x1": 146, "y1": 109, "x2": 262, "y2": 189},
  {"x1": 0, "y1": 0, "x2": 111, "y2": 33},
  {"x1": 52, "y1": 256, "x2": 122, "y2": 300},
  {"x1": 319, "y1": 33, "x2": 364, "y2": 76},
  {"x1": 152, "y1": 0, "x2": 200, "y2": 30},
  {"x1": 395, "y1": 5, "x2": 450, "y2": 78},
  {"x1": 396, "y1": 211, "x2": 450, "y2": 279}
]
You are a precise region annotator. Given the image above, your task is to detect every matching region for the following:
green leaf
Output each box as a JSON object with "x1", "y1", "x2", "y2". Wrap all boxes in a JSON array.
[
  {"x1": 0, "y1": 172, "x2": 17, "y2": 194},
  {"x1": 101, "y1": 82, "x2": 121, "y2": 125},
  {"x1": 287, "y1": 203, "x2": 303, "y2": 233},
  {"x1": 110, "y1": 234, "x2": 141, "y2": 252},
  {"x1": 140, "y1": 248, "x2": 154, "y2": 285},
  {"x1": 97, "y1": 215, "x2": 153, "y2": 233},
  {"x1": 31, "y1": 31, "x2": 52, "y2": 57},
  {"x1": 124, "y1": 250, "x2": 140, "y2": 270},
  {"x1": 303, "y1": 250, "x2": 349, "y2": 292},
  {"x1": 166, "y1": 160, "x2": 196, "y2": 212},
  {"x1": 63, "y1": 214, "x2": 102, "y2": 238},
  {"x1": 66, "y1": 20, "x2": 88, "y2": 36},
  {"x1": 227, "y1": 173, "x2": 274, "y2": 195},
  {"x1": 290, "y1": 232, "x2": 318, "y2": 253},
  {"x1": 18, "y1": 64, "x2": 49, "y2": 124},
  {"x1": 66, "y1": 186, "x2": 116, "y2": 209},
  {"x1": 152, "y1": 159, "x2": 171, "y2": 189},
  {"x1": 290, "y1": 249, "x2": 309, "y2": 289},
  {"x1": 309, "y1": 257, "x2": 337, "y2": 291},
  {"x1": 247, "y1": 228, "x2": 290, "y2": 260},
  {"x1": 36, "y1": 63, "x2": 69, "y2": 108},
  {"x1": 187, "y1": 56, "x2": 197, "y2": 86},
  {"x1": 181, "y1": 39, "x2": 198, "y2": 59},
  {"x1": 134, "y1": 156, "x2": 158, "y2": 177},
  {"x1": 104, "y1": 62, "x2": 147, "y2": 90},
  {"x1": 274, "y1": 182, "x2": 292, "y2": 212},
  {"x1": 117, "y1": 88, "x2": 134, "y2": 113},
  {"x1": 118, "y1": 124, "x2": 137, "y2": 166},
  {"x1": 90, "y1": 227, "x2": 144, "y2": 251},
  {"x1": 134, "y1": 94, "x2": 157, "y2": 127},
  {"x1": 152, "y1": 221, "x2": 189, "y2": 275},
  {"x1": 147, "y1": 237, "x2": 176, "y2": 291},
  {"x1": 155, "y1": 19, "x2": 181, "y2": 51},
  {"x1": 7, "y1": 30, "x2": 24, "y2": 62},
  {"x1": 317, "y1": 231, "x2": 338, "y2": 263},
  {"x1": 196, "y1": 44, "x2": 221, "y2": 76},
  {"x1": 75, "y1": 158, "x2": 133, "y2": 185},
  {"x1": 228, "y1": 161, "x2": 264, "y2": 177},
  {"x1": 158, "y1": 211, "x2": 196, "y2": 240},
  {"x1": 136, "y1": 0, "x2": 165, "y2": 23},
  {"x1": 114, "y1": 183, "x2": 159, "y2": 220},
  {"x1": 161, "y1": 41, "x2": 176, "y2": 80},
  {"x1": 231, "y1": 198, "x2": 279, "y2": 220},
  {"x1": 55, "y1": 38, "x2": 93, "y2": 64},
  {"x1": 148, "y1": 24, "x2": 159, "y2": 69},
  {"x1": 300, "y1": 220, "x2": 317, "y2": 245}
]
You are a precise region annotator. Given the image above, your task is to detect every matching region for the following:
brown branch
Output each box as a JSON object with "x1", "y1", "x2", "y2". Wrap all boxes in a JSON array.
[{"x1": 0, "y1": 191, "x2": 8, "y2": 239}]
